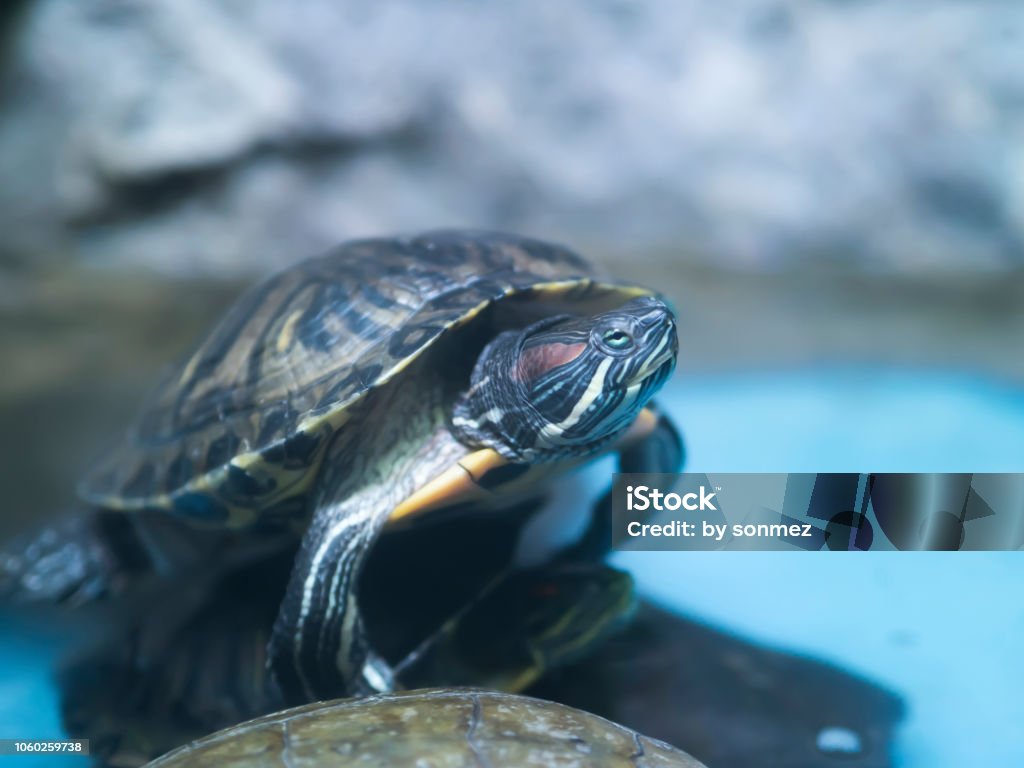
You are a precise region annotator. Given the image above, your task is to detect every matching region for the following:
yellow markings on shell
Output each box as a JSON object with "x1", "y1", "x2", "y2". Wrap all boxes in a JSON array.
[
  {"x1": 275, "y1": 309, "x2": 305, "y2": 353},
  {"x1": 298, "y1": 409, "x2": 351, "y2": 435},
  {"x1": 99, "y1": 490, "x2": 173, "y2": 513},
  {"x1": 532, "y1": 279, "x2": 589, "y2": 294},
  {"x1": 532, "y1": 280, "x2": 652, "y2": 305},
  {"x1": 221, "y1": 440, "x2": 323, "y2": 520},
  {"x1": 194, "y1": 466, "x2": 259, "y2": 528},
  {"x1": 230, "y1": 450, "x2": 265, "y2": 472}
]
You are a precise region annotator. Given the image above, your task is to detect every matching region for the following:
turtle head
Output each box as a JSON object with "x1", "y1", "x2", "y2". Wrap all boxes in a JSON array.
[{"x1": 452, "y1": 296, "x2": 677, "y2": 462}]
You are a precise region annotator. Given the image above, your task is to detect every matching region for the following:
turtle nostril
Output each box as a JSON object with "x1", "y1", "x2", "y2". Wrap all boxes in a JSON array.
[{"x1": 645, "y1": 308, "x2": 675, "y2": 333}]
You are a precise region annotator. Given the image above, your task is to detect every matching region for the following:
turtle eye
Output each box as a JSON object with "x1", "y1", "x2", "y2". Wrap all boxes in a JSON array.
[{"x1": 601, "y1": 328, "x2": 633, "y2": 350}]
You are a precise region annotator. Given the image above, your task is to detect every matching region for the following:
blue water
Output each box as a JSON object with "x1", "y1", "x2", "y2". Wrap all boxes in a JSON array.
[
  {"x1": 615, "y1": 368, "x2": 1024, "y2": 766},
  {"x1": 0, "y1": 621, "x2": 76, "y2": 767},
  {"x1": 2, "y1": 368, "x2": 1023, "y2": 766}
]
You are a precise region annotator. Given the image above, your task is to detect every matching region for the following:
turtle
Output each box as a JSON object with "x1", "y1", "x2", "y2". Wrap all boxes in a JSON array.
[
  {"x1": 143, "y1": 689, "x2": 707, "y2": 768},
  {"x1": 7, "y1": 230, "x2": 683, "y2": 709}
]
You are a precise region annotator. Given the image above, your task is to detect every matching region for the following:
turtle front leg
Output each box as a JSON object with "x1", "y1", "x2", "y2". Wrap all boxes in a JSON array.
[
  {"x1": 267, "y1": 479, "x2": 396, "y2": 704},
  {"x1": 267, "y1": 387, "x2": 469, "y2": 705}
]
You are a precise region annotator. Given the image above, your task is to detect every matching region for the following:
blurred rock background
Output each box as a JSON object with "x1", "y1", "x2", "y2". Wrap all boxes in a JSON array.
[
  {"x1": 1, "y1": 0, "x2": 1023, "y2": 531},
  {"x1": 2, "y1": 0, "x2": 1024, "y2": 272}
]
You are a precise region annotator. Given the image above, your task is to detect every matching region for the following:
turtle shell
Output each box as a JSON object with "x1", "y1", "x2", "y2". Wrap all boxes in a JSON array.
[
  {"x1": 144, "y1": 689, "x2": 705, "y2": 768},
  {"x1": 80, "y1": 231, "x2": 653, "y2": 528}
]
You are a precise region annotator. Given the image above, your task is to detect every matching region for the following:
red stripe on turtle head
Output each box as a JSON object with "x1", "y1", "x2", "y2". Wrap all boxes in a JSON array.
[{"x1": 514, "y1": 342, "x2": 587, "y2": 382}]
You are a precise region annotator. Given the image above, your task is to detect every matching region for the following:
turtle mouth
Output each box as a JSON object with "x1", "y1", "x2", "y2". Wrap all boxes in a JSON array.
[
  {"x1": 630, "y1": 316, "x2": 678, "y2": 386},
  {"x1": 633, "y1": 348, "x2": 677, "y2": 387}
]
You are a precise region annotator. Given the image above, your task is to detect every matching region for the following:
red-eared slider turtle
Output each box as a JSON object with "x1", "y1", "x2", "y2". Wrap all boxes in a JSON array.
[
  {"x1": 7, "y1": 230, "x2": 682, "y2": 708},
  {"x1": 144, "y1": 689, "x2": 707, "y2": 768}
]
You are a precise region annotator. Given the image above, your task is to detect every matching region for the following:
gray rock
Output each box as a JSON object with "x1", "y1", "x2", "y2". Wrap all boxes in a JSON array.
[{"x1": 1, "y1": 0, "x2": 1022, "y2": 274}]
